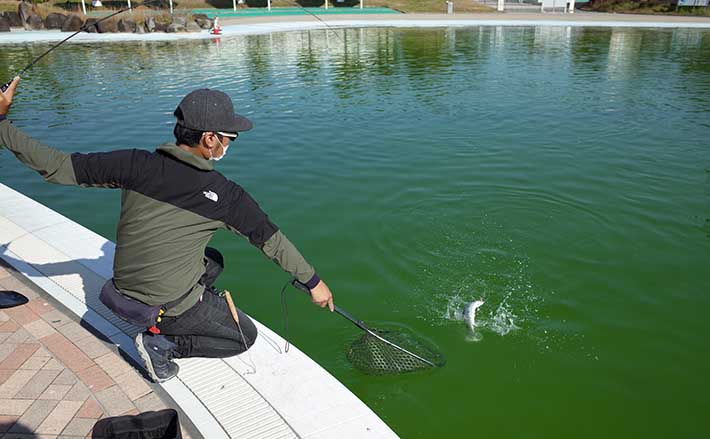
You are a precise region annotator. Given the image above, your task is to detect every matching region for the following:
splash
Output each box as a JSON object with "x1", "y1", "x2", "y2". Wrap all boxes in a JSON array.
[
  {"x1": 413, "y1": 215, "x2": 539, "y2": 343},
  {"x1": 485, "y1": 298, "x2": 519, "y2": 336},
  {"x1": 442, "y1": 292, "x2": 520, "y2": 341}
]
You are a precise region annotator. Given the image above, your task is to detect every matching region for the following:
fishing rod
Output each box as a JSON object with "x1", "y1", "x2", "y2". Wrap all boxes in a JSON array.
[
  {"x1": 290, "y1": 279, "x2": 439, "y2": 369},
  {"x1": 1, "y1": 1, "x2": 345, "y2": 93},
  {"x1": 281, "y1": 1, "x2": 345, "y2": 44},
  {"x1": 1, "y1": 0, "x2": 164, "y2": 93}
]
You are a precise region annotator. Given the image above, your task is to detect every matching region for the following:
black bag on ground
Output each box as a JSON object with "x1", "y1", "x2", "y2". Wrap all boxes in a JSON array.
[{"x1": 93, "y1": 409, "x2": 182, "y2": 439}]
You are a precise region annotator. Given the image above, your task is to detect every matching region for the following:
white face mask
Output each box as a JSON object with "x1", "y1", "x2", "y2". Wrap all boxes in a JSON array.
[{"x1": 210, "y1": 136, "x2": 229, "y2": 161}]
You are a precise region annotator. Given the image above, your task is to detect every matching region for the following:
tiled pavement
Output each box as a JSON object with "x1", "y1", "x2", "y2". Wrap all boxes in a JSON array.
[{"x1": 0, "y1": 260, "x2": 198, "y2": 439}]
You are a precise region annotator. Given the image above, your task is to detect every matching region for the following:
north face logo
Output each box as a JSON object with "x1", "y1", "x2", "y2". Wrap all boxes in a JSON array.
[{"x1": 203, "y1": 191, "x2": 219, "y2": 202}]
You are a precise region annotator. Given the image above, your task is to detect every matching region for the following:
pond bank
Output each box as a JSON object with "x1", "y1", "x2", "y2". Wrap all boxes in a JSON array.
[{"x1": 0, "y1": 11, "x2": 709, "y2": 45}]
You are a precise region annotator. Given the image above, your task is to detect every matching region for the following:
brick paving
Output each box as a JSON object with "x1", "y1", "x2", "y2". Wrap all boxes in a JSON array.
[{"x1": 0, "y1": 262, "x2": 198, "y2": 439}]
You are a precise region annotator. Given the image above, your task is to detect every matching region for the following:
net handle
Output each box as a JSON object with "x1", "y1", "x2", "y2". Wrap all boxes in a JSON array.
[
  {"x1": 290, "y1": 280, "x2": 438, "y2": 368},
  {"x1": 290, "y1": 279, "x2": 368, "y2": 328}
]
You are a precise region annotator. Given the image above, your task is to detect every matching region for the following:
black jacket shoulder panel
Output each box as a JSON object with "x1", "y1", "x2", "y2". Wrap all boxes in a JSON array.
[{"x1": 125, "y1": 150, "x2": 279, "y2": 247}]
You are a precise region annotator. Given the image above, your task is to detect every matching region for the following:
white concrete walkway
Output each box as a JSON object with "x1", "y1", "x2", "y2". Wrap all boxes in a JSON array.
[{"x1": 0, "y1": 183, "x2": 398, "y2": 439}]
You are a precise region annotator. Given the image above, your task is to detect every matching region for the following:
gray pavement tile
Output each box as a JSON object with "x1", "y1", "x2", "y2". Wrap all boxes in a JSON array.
[
  {"x1": 94, "y1": 385, "x2": 136, "y2": 417},
  {"x1": 9, "y1": 399, "x2": 59, "y2": 432},
  {"x1": 14, "y1": 369, "x2": 61, "y2": 399},
  {"x1": 52, "y1": 369, "x2": 77, "y2": 386},
  {"x1": 60, "y1": 417, "x2": 96, "y2": 437},
  {"x1": 39, "y1": 309, "x2": 73, "y2": 329},
  {"x1": 35, "y1": 400, "x2": 83, "y2": 435},
  {"x1": 63, "y1": 382, "x2": 91, "y2": 402}
]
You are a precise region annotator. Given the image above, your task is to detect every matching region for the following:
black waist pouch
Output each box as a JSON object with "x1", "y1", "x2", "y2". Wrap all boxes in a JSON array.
[
  {"x1": 94, "y1": 409, "x2": 182, "y2": 439},
  {"x1": 99, "y1": 279, "x2": 163, "y2": 328}
]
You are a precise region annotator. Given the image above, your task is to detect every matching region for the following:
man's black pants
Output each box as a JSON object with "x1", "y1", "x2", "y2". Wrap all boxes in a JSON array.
[{"x1": 156, "y1": 248, "x2": 258, "y2": 359}]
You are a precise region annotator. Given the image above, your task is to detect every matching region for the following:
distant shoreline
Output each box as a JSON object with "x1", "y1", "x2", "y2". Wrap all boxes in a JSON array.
[
  {"x1": 1, "y1": 11, "x2": 709, "y2": 45},
  {"x1": 220, "y1": 11, "x2": 710, "y2": 26}
]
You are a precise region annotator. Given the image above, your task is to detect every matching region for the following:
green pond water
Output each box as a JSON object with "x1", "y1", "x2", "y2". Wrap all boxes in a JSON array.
[{"x1": 1, "y1": 26, "x2": 710, "y2": 438}]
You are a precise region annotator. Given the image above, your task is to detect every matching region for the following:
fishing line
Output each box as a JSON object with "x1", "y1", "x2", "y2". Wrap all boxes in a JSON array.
[
  {"x1": 280, "y1": 1, "x2": 346, "y2": 44},
  {"x1": 1, "y1": 0, "x2": 164, "y2": 93},
  {"x1": 280, "y1": 279, "x2": 292, "y2": 352},
  {"x1": 1, "y1": 0, "x2": 346, "y2": 93}
]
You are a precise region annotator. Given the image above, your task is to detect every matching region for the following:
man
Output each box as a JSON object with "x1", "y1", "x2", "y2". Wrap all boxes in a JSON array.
[{"x1": 0, "y1": 77, "x2": 334, "y2": 382}]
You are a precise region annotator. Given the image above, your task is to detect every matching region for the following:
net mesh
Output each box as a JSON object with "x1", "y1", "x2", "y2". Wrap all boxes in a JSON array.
[{"x1": 346, "y1": 327, "x2": 445, "y2": 375}]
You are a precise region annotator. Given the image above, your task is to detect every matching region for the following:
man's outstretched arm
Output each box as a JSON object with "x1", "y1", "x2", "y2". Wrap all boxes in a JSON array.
[
  {"x1": 0, "y1": 77, "x2": 144, "y2": 189},
  {"x1": 262, "y1": 230, "x2": 334, "y2": 311},
  {"x1": 0, "y1": 77, "x2": 77, "y2": 185},
  {"x1": 224, "y1": 182, "x2": 335, "y2": 311}
]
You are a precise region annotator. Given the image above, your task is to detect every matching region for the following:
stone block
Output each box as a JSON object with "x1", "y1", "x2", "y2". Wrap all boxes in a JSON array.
[
  {"x1": 24, "y1": 318, "x2": 56, "y2": 340},
  {"x1": 44, "y1": 12, "x2": 67, "y2": 30},
  {"x1": 35, "y1": 400, "x2": 83, "y2": 435},
  {"x1": 14, "y1": 369, "x2": 60, "y2": 399},
  {"x1": 2, "y1": 11, "x2": 22, "y2": 27},
  {"x1": 25, "y1": 13, "x2": 43, "y2": 30},
  {"x1": 144, "y1": 16, "x2": 156, "y2": 33},
  {"x1": 57, "y1": 322, "x2": 93, "y2": 343},
  {"x1": 114, "y1": 371, "x2": 151, "y2": 401},
  {"x1": 17, "y1": 1, "x2": 33, "y2": 24},
  {"x1": 40, "y1": 309, "x2": 73, "y2": 329},
  {"x1": 52, "y1": 368, "x2": 77, "y2": 386},
  {"x1": 9, "y1": 399, "x2": 58, "y2": 432},
  {"x1": 41, "y1": 332, "x2": 95, "y2": 373},
  {"x1": 63, "y1": 381, "x2": 91, "y2": 402},
  {"x1": 61, "y1": 13, "x2": 83, "y2": 32},
  {"x1": 5, "y1": 328, "x2": 33, "y2": 344},
  {"x1": 171, "y1": 16, "x2": 187, "y2": 26},
  {"x1": 193, "y1": 13, "x2": 211, "y2": 29},
  {"x1": 94, "y1": 385, "x2": 135, "y2": 416},
  {"x1": 94, "y1": 351, "x2": 134, "y2": 379},
  {"x1": 0, "y1": 343, "x2": 39, "y2": 370},
  {"x1": 186, "y1": 21, "x2": 201, "y2": 33},
  {"x1": 76, "y1": 365, "x2": 114, "y2": 392},
  {"x1": 0, "y1": 369, "x2": 37, "y2": 399},
  {"x1": 38, "y1": 383, "x2": 73, "y2": 400},
  {"x1": 42, "y1": 358, "x2": 64, "y2": 371},
  {"x1": 97, "y1": 18, "x2": 118, "y2": 33},
  {"x1": 84, "y1": 18, "x2": 99, "y2": 33},
  {"x1": 4, "y1": 304, "x2": 40, "y2": 326},
  {"x1": 74, "y1": 335, "x2": 110, "y2": 359},
  {"x1": 60, "y1": 416, "x2": 95, "y2": 436},
  {"x1": 133, "y1": 392, "x2": 165, "y2": 412},
  {"x1": 117, "y1": 18, "x2": 137, "y2": 33},
  {"x1": 0, "y1": 399, "x2": 33, "y2": 416},
  {"x1": 75, "y1": 397, "x2": 103, "y2": 419},
  {"x1": 166, "y1": 23, "x2": 186, "y2": 33}
]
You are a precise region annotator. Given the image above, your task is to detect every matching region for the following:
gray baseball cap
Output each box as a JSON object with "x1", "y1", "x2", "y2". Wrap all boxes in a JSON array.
[{"x1": 174, "y1": 89, "x2": 253, "y2": 134}]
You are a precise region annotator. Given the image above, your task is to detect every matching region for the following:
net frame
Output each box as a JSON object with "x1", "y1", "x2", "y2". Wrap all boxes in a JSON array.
[{"x1": 346, "y1": 325, "x2": 445, "y2": 375}]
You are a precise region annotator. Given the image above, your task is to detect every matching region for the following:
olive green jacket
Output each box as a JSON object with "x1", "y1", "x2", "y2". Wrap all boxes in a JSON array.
[{"x1": 0, "y1": 119, "x2": 318, "y2": 316}]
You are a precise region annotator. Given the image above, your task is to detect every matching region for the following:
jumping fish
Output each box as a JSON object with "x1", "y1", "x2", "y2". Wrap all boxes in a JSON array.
[{"x1": 463, "y1": 299, "x2": 485, "y2": 332}]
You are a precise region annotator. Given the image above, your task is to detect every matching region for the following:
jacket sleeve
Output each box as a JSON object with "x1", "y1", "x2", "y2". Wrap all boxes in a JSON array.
[
  {"x1": 1, "y1": 119, "x2": 144, "y2": 189},
  {"x1": 261, "y1": 230, "x2": 318, "y2": 286},
  {"x1": 224, "y1": 182, "x2": 317, "y2": 284},
  {"x1": 0, "y1": 119, "x2": 77, "y2": 185}
]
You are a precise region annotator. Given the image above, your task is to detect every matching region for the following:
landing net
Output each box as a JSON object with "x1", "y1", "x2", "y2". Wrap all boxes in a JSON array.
[{"x1": 346, "y1": 326, "x2": 445, "y2": 375}]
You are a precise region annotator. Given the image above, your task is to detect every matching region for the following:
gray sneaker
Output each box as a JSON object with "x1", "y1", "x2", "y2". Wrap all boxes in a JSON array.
[{"x1": 135, "y1": 332, "x2": 179, "y2": 383}]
